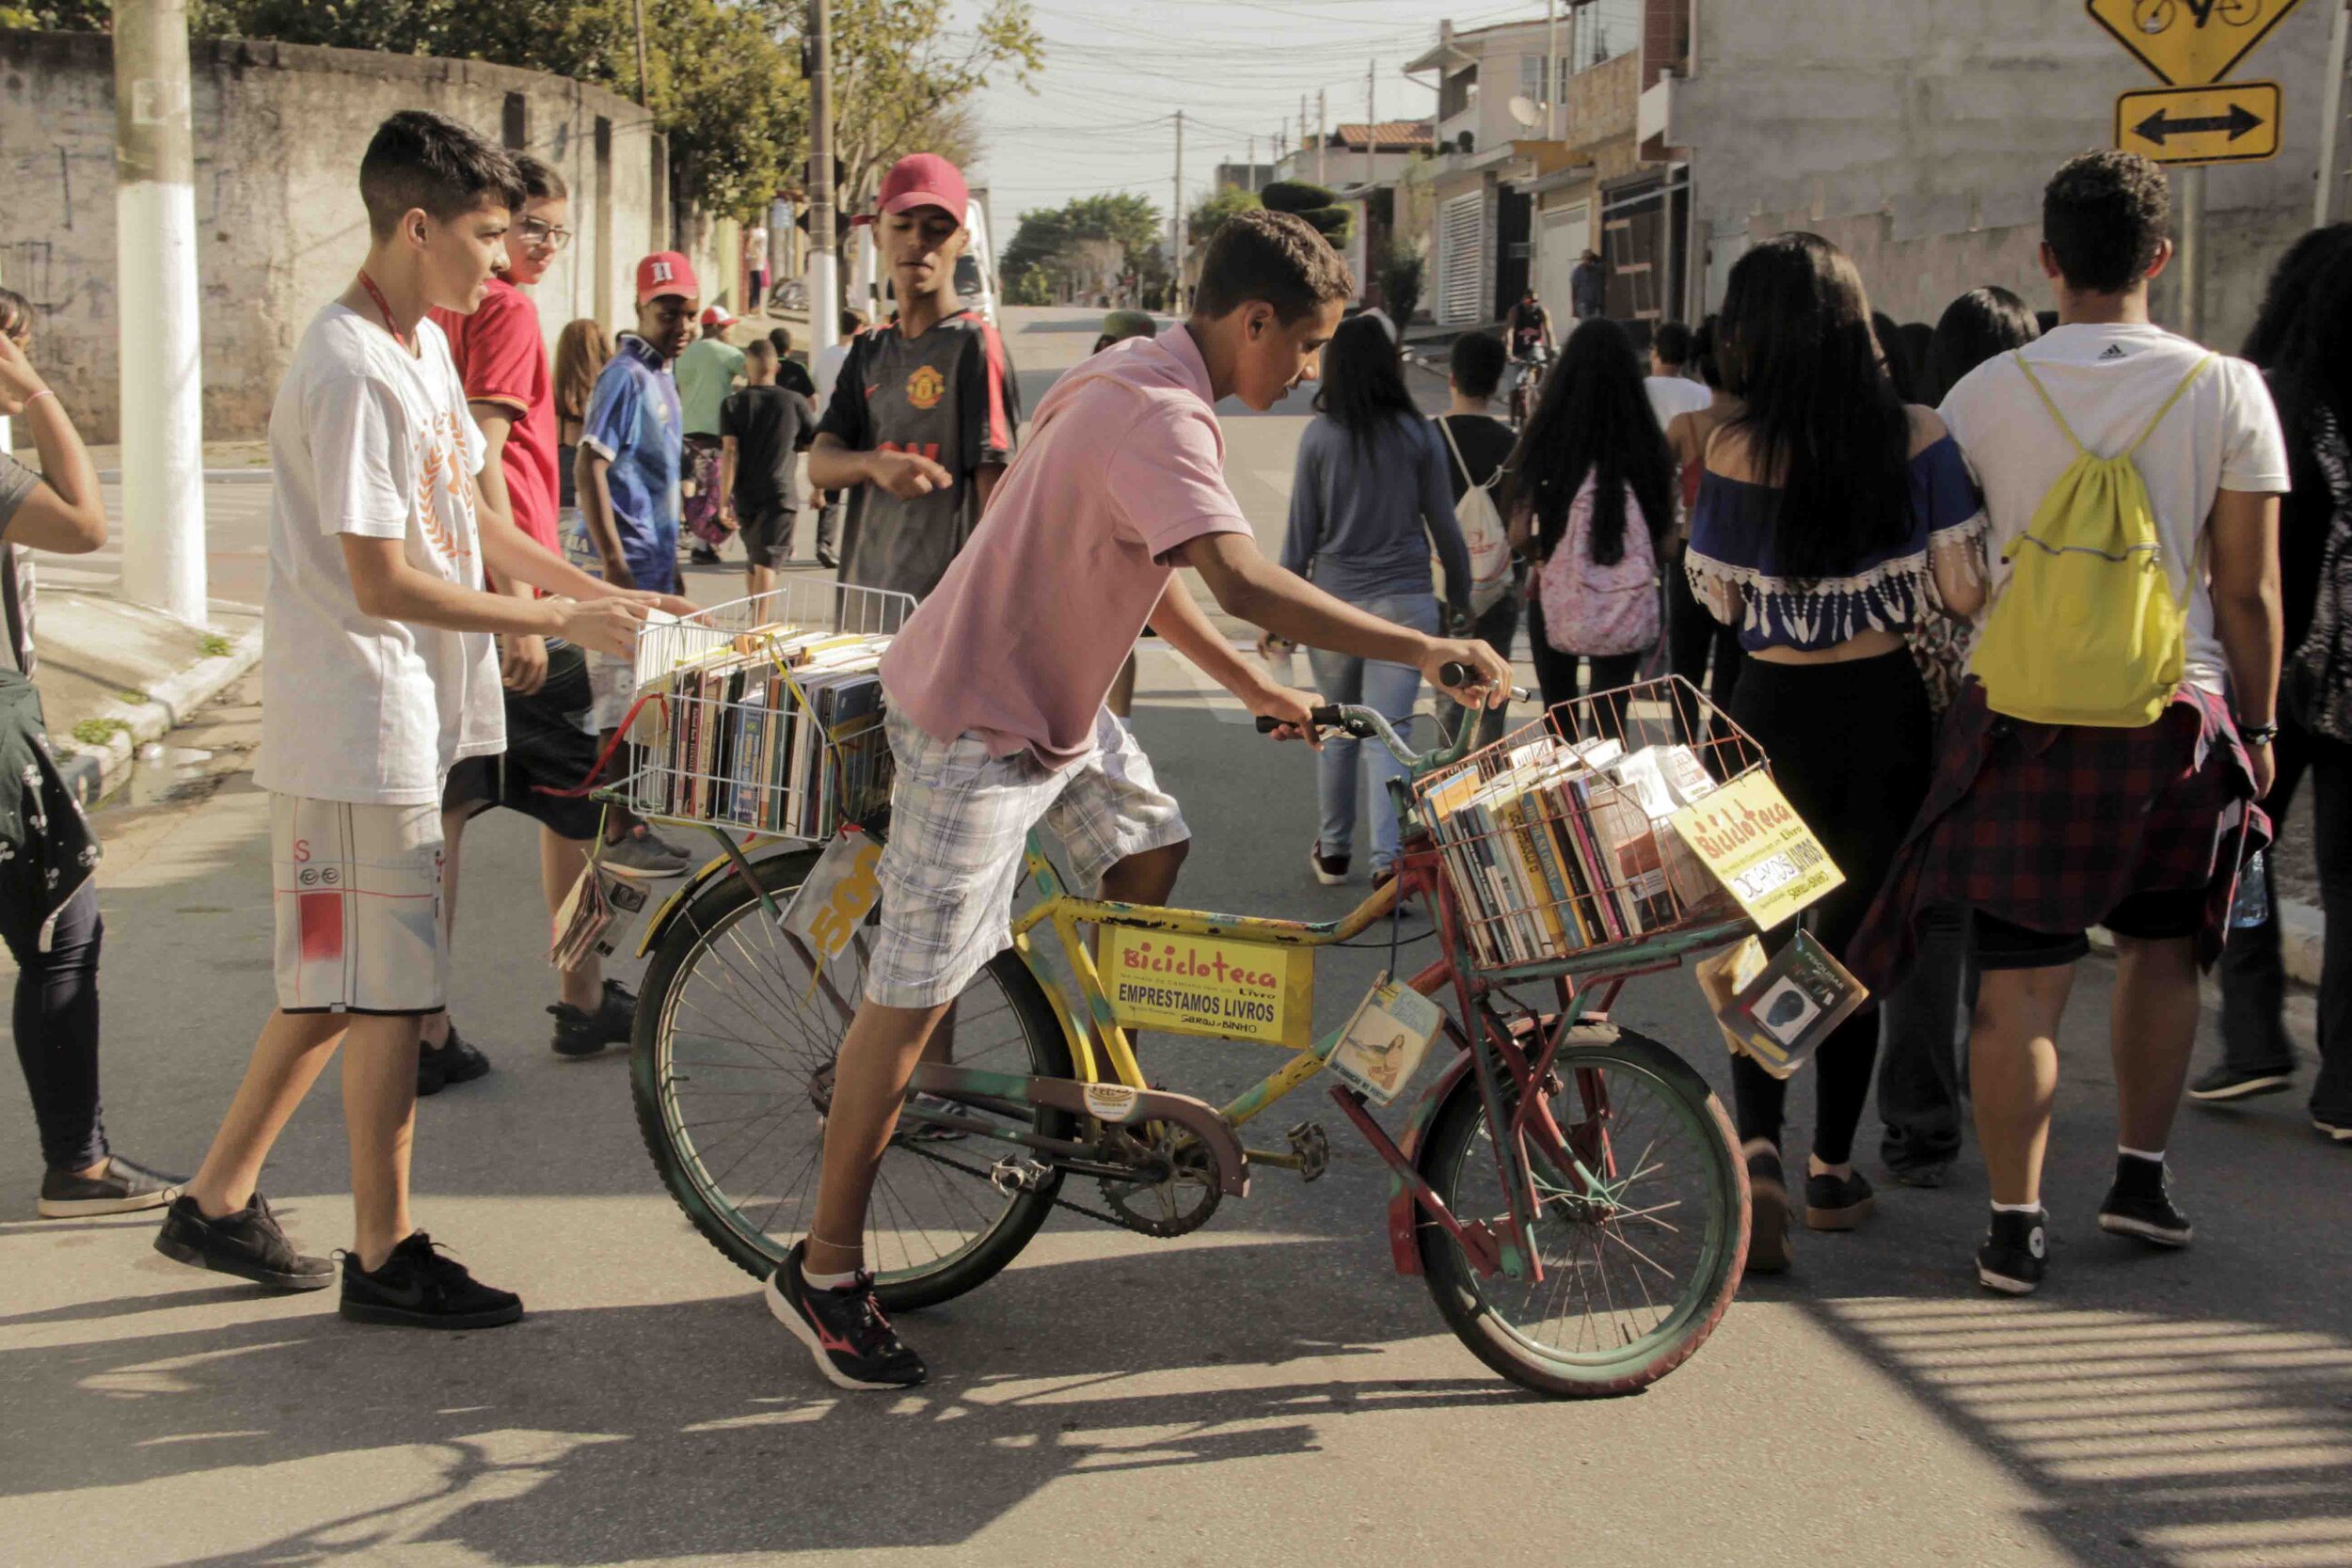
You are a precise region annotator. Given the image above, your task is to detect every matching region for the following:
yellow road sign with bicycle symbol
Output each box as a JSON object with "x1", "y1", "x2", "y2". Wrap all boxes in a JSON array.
[{"x1": 2087, "y1": 0, "x2": 2305, "y2": 86}]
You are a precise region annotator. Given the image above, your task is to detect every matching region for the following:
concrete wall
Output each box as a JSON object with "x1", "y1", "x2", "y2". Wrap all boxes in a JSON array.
[
  {"x1": 1668, "y1": 0, "x2": 2335, "y2": 349},
  {"x1": 1, "y1": 31, "x2": 720, "y2": 443}
]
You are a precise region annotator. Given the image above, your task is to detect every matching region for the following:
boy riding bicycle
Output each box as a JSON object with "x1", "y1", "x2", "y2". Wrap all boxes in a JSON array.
[{"x1": 771, "y1": 209, "x2": 1513, "y2": 1388}]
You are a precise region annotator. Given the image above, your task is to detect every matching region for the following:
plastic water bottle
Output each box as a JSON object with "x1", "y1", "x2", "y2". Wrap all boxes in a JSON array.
[{"x1": 2231, "y1": 850, "x2": 2270, "y2": 929}]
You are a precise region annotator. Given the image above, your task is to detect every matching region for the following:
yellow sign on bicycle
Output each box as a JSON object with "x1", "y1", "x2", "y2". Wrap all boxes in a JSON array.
[
  {"x1": 2086, "y1": 0, "x2": 2305, "y2": 87},
  {"x1": 1668, "y1": 773, "x2": 1844, "y2": 931},
  {"x1": 1102, "y1": 927, "x2": 1315, "y2": 1050}
]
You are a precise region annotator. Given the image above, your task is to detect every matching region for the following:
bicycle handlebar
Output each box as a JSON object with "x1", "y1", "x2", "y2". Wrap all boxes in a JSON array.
[{"x1": 1252, "y1": 661, "x2": 1531, "y2": 770}]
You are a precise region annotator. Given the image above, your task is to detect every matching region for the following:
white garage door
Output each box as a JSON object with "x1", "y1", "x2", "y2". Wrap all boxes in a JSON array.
[
  {"x1": 1538, "y1": 201, "x2": 1590, "y2": 325},
  {"x1": 1438, "y1": 191, "x2": 1486, "y2": 325}
]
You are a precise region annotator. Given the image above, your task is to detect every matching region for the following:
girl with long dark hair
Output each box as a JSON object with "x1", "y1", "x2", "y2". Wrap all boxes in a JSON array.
[
  {"x1": 1923, "y1": 286, "x2": 2041, "y2": 405},
  {"x1": 1686, "y1": 232, "x2": 1987, "y2": 1268},
  {"x1": 1505, "y1": 317, "x2": 1676, "y2": 715},
  {"x1": 1663, "y1": 317, "x2": 1744, "y2": 714},
  {"x1": 2202, "y1": 224, "x2": 2352, "y2": 1136},
  {"x1": 1279, "y1": 311, "x2": 1471, "y2": 894}
]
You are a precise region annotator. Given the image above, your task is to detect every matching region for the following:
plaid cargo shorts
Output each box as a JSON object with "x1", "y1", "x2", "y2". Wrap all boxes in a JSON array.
[{"x1": 865, "y1": 705, "x2": 1189, "y2": 1007}]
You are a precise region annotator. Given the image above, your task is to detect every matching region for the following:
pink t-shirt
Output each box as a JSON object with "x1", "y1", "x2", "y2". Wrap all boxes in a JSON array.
[{"x1": 881, "y1": 325, "x2": 1253, "y2": 768}]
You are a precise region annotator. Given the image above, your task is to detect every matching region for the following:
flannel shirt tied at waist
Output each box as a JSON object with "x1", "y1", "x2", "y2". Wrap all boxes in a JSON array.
[{"x1": 1851, "y1": 679, "x2": 2266, "y2": 991}]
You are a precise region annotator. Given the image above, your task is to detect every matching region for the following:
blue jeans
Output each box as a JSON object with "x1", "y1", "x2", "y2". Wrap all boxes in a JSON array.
[{"x1": 1308, "y1": 594, "x2": 1440, "y2": 876}]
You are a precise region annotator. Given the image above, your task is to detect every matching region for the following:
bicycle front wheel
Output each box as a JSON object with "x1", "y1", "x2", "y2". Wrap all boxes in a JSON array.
[
  {"x1": 631, "y1": 847, "x2": 1074, "y2": 1311},
  {"x1": 1418, "y1": 1023, "x2": 1747, "y2": 1397}
]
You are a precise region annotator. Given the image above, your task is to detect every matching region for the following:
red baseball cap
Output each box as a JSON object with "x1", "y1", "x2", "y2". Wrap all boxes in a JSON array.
[
  {"x1": 700, "y1": 303, "x2": 739, "y2": 330},
  {"x1": 635, "y1": 251, "x2": 699, "y2": 306},
  {"x1": 872, "y1": 153, "x2": 969, "y2": 224}
]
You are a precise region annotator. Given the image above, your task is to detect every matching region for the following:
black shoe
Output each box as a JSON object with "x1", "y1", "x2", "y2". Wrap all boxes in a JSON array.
[
  {"x1": 765, "y1": 1240, "x2": 927, "y2": 1389},
  {"x1": 1371, "y1": 867, "x2": 1418, "y2": 919},
  {"x1": 690, "y1": 545, "x2": 723, "y2": 566},
  {"x1": 39, "y1": 1155, "x2": 185, "y2": 1218},
  {"x1": 2314, "y1": 1112, "x2": 2352, "y2": 1144},
  {"x1": 816, "y1": 550, "x2": 840, "y2": 570},
  {"x1": 417, "y1": 1026, "x2": 492, "y2": 1098},
  {"x1": 1977, "y1": 1207, "x2": 2048, "y2": 1294},
  {"x1": 1744, "y1": 1141, "x2": 1791, "y2": 1274},
  {"x1": 1805, "y1": 1166, "x2": 1876, "y2": 1230},
  {"x1": 2188, "y1": 1062, "x2": 2294, "y2": 1102},
  {"x1": 1888, "y1": 1160, "x2": 1953, "y2": 1190},
  {"x1": 549, "y1": 979, "x2": 638, "y2": 1058},
  {"x1": 1310, "y1": 840, "x2": 1350, "y2": 886},
  {"x1": 340, "y1": 1232, "x2": 523, "y2": 1330},
  {"x1": 154, "y1": 1193, "x2": 334, "y2": 1290},
  {"x1": 2097, "y1": 1154, "x2": 2192, "y2": 1247}
]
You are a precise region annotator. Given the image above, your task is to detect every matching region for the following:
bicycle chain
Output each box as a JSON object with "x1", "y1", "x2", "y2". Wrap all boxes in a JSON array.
[{"x1": 897, "y1": 1138, "x2": 1132, "y2": 1228}]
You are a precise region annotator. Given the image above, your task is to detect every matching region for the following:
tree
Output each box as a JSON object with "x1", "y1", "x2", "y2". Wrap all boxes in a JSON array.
[
  {"x1": 1187, "y1": 185, "x2": 1259, "y2": 248},
  {"x1": 1000, "y1": 191, "x2": 1164, "y2": 304},
  {"x1": 1261, "y1": 179, "x2": 1352, "y2": 246}
]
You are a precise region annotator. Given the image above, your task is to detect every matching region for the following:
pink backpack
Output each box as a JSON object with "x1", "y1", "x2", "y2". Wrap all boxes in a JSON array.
[{"x1": 1538, "y1": 474, "x2": 1660, "y2": 657}]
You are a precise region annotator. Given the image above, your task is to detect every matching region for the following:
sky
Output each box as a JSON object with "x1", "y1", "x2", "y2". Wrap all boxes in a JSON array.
[{"x1": 949, "y1": 0, "x2": 1648, "y2": 226}]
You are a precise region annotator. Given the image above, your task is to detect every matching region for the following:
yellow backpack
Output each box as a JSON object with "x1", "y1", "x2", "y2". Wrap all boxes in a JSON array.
[{"x1": 1968, "y1": 352, "x2": 2212, "y2": 728}]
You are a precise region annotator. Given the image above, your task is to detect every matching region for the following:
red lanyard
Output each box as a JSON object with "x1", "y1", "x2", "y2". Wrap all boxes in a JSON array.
[{"x1": 356, "y1": 271, "x2": 412, "y2": 355}]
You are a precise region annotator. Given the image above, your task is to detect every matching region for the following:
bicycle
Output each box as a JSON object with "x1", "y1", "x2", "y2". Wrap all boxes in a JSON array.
[
  {"x1": 612, "y1": 602, "x2": 1762, "y2": 1397},
  {"x1": 2131, "y1": 0, "x2": 2258, "y2": 35},
  {"x1": 1507, "y1": 343, "x2": 1549, "y2": 431}
]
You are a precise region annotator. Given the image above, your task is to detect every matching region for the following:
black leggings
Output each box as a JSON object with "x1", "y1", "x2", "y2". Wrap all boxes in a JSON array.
[
  {"x1": 1727, "y1": 650, "x2": 1932, "y2": 1165},
  {"x1": 1524, "y1": 594, "x2": 1645, "y2": 728},
  {"x1": 5, "y1": 881, "x2": 107, "y2": 1172}
]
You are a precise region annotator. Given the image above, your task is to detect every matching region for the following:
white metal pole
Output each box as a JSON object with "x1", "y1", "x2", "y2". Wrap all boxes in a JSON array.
[
  {"x1": 112, "y1": 0, "x2": 208, "y2": 626},
  {"x1": 806, "y1": 0, "x2": 837, "y2": 360},
  {"x1": 2178, "y1": 165, "x2": 2204, "y2": 342},
  {"x1": 2317, "y1": 0, "x2": 2351, "y2": 227}
]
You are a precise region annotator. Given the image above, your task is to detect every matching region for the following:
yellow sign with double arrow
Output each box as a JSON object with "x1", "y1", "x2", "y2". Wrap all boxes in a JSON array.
[
  {"x1": 2087, "y1": 0, "x2": 2305, "y2": 87},
  {"x1": 2116, "y1": 79, "x2": 2284, "y2": 164}
]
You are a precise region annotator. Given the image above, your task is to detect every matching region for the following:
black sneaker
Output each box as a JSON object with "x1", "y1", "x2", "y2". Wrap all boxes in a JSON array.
[
  {"x1": 2188, "y1": 1062, "x2": 2294, "y2": 1102},
  {"x1": 1889, "y1": 1160, "x2": 1953, "y2": 1190},
  {"x1": 2314, "y1": 1112, "x2": 2352, "y2": 1144},
  {"x1": 153, "y1": 1192, "x2": 334, "y2": 1290},
  {"x1": 417, "y1": 1026, "x2": 492, "y2": 1097},
  {"x1": 1310, "y1": 841, "x2": 1350, "y2": 886},
  {"x1": 340, "y1": 1232, "x2": 523, "y2": 1330},
  {"x1": 1805, "y1": 1166, "x2": 1876, "y2": 1230},
  {"x1": 2097, "y1": 1154, "x2": 2193, "y2": 1247},
  {"x1": 765, "y1": 1240, "x2": 927, "y2": 1389},
  {"x1": 690, "y1": 545, "x2": 723, "y2": 566},
  {"x1": 39, "y1": 1155, "x2": 185, "y2": 1217},
  {"x1": 1744, "y1": 1140, "x2": 1792, "y2": 1274},
  {"x1": 1977, "y1": 1207, "x2": 2048, "y2": 1294},
  {"x1": 549, "y1": 979, "x2": 638, "y2": 1058}
]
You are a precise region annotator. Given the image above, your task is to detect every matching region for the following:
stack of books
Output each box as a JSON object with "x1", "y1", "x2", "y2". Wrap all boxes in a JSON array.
[
  {"x1": 638, "y1": 630, "x2": 894, "y2": 838},
  {"x1": 1421, "y1": 735, "x2": 1727, "y2": 969}
]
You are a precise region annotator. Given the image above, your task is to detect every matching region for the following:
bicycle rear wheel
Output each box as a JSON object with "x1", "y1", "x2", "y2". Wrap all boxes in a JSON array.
[
  {"x1": 631, "y1": 847, "x2": 1074, "y2": 1311},
  {"x1": 1418, "y1": 1022, "x2": 1747, "y2": 1397}
]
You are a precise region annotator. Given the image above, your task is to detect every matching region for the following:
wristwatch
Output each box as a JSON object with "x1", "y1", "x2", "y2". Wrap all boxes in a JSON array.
[{"x1": 2239, "y1": 721, "x2": 2280, "y2": 746}]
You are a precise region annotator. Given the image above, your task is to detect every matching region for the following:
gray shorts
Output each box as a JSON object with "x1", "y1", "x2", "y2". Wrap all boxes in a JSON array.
[
  {"x1": 864, "y1": 706, "x2": 1188, "y2": 1007},
  {"x1": 738, "y1": 504, "x2": 795, "y2": 569}
]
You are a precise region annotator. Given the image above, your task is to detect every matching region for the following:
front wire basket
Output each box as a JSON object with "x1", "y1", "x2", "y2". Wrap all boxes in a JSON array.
[
  {"x1": 612, "y1": 578, "x2": 914, "y2": 845},
  {"x1": 1412, "y1": 674, "x2": 1766, "y2": 974}
]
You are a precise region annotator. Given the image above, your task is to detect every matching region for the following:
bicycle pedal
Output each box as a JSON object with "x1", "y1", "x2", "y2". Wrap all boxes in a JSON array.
[{"x1": 1286, "y1": 1120, "x2": 1331, "y2": 1183}]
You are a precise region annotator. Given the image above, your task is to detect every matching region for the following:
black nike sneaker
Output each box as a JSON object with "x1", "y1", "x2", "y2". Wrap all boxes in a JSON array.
[
  {"x1": 549, "y1": 980, "x2": 639, "y2": 1057},
  {"x1": 766, "y1": 1241, "x2": 927, "y2": 1389},
  {"x1": 1977, "y1": 1207, "x2": 2048, "y2": 1295},
  {"x1": 40, "y1": 1154, "x2": 184, "y2": 1217},
  {"x1": 340, "y1": 1232, "x2": 523, "y2": 1330},
  {"x1": 2097, "y1": 1154, "x2": 2192, "y2": 1247},
  {"x1": 154, "y1": 1192, "x2": 334, "y2": 1290},
  {"x1": 417, "y1": 1026, "x2": 492, "y2": 1097}
]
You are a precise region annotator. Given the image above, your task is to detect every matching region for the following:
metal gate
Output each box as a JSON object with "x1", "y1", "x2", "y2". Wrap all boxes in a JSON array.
[{"x1": 1438, "y1": 191, "x2": 1486, "y2": 325}]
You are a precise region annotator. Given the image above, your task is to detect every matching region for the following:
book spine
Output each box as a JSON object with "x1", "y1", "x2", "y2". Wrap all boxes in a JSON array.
[
  {"x1": 1524, "y1": 785, "x2": 1592, "y2": 950},
  {"x1": 1564, "y1": 778, "x2": 1628, "y2": 942},
  {"x1": 1502, "y1": 797, "x2": 1572, "y2": 957}
]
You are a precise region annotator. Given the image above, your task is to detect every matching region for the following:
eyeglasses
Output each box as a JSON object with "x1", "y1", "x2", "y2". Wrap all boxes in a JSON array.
[{"x1": 519, "y1": 217, "x2": 572, "y2": 252}]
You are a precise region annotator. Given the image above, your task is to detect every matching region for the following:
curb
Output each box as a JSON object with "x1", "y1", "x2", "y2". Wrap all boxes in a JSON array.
[
  {"x1": 94, "y1": 469, "x2": 272, "y2": 484},
  {"x1": 53, "y1": 621, "x2": 265, "y2": 806},
  {"x1": 2089, "y1": 896, "x2": 2325, "y2": 988}
]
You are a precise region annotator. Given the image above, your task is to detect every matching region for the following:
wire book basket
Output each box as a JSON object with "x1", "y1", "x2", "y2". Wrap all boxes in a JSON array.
[
  {"x1": 1412, "y1": 675, "x2": 1768, "y2": 974},
  {"x1": 613, "y1": 578, "x2": 915, "y2": 846}
]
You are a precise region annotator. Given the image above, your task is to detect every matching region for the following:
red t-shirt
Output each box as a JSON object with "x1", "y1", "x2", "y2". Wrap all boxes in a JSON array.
[{"x1": 429, "y1": 277, "x2": 559, "y2": 574}]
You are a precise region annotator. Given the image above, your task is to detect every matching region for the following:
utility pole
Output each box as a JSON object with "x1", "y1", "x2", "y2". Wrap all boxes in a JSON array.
[
  {"x1": 1366, "y1": 59, "x2": 1375, "y2": 190},
  {"x1": 113, "y1": 0, "x2": 208, "y2": 625},
  {"x1": 1248, "y1": 134, "x2": 1255, "y2": 192},
  {"x1": 1547, "y1": 0, "x2": 1560, "y2": 139},
  {"x1": 1299, "y1": 96, "x2": 1309, "y2": 174},
  {"x1": 1172, "y1": 110, "x2": 1186, "y2": 313},
  {"x1": 1316, "y1": 88, "x2": 1327, "y2": 186},
  {"x1": 806, "y1": 0, "x2": 838, "y2": 361},
  {"x1": 631, "y1": 0, "x2": 650, "y2": 104},
  {"x1": 2177, "y1": 166, "x2": 2204, "y2": 342}
]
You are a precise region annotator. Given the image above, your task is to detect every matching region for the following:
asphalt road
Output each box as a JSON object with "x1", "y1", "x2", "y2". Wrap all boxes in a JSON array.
[{"x1": 3, "y1": 307, "x2": 2348, "y2": 1568}]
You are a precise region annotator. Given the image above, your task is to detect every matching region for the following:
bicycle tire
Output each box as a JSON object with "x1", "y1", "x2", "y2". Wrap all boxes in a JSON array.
[
  {"x1": 1417, "y1": 1023, "x2": 1748, "y2": 1397},
  {"x1": 630, "y1": 847, "x2": 1075, "y2": 1312}
]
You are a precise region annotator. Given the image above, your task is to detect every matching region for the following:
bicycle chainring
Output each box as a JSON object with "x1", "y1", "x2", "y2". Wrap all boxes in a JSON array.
[{"x1": 1098, "y1": 1125, "x2": 1224, "y2": 1237}]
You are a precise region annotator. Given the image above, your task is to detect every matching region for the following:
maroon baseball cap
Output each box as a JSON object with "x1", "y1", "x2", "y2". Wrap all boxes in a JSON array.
[
  {"x1": 873, "y1": 153, "x2": 969, "y2": 224},
  {"x1": 635, "y1": 251, "x2": 699, "y2": 306}
]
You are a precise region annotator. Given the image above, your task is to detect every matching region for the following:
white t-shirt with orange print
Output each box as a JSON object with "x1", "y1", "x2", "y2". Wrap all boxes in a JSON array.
[{"x1": 255, "y1": 304, "x2": 504, "y2": 805}]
